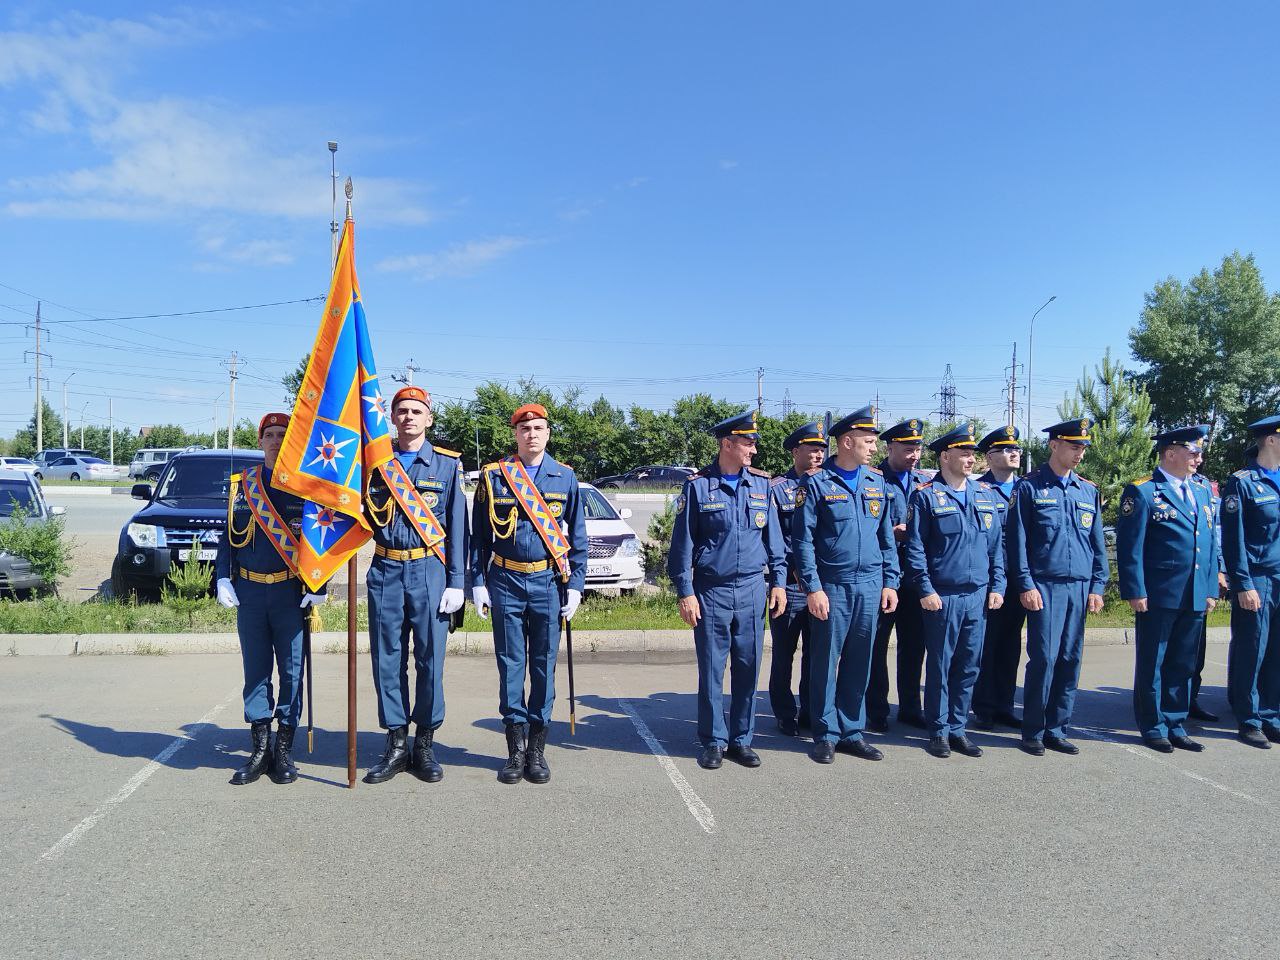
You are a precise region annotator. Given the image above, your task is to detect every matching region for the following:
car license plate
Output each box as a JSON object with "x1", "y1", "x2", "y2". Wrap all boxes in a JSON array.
[
  {"x1": 179, "y1": 549, "x2": 217, "y2": 561},
  {"x1": 591, "y1": 563, "x2": 613, "y2": 576}
]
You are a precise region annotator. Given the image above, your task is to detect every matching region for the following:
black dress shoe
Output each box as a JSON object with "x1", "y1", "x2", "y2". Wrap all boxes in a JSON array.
[
  {"x1": 993, "y1": 711, "x2": 1023, "y2": 729},
  {"x1": 1044, "y1": 735, "x2": 1080, "y2": 755},
  {"x1": 926, "y1": 736, "x2": 951, "y2": 758},
  {"x1": 726, "y1": 745, "x2": 762, "y2": 768},
  {"x1": 948, "y1": 735, "x2": 983, "y2": 758},
  {"x1": 836, "y1": 738, "x2": 883, "y2": 761},
  {"x1": 899, "y1": 712, "x2": 929, "y2": 730},
  {"x1": 1144, "y1": 736, "x2": 1174, "y2": 754},
  {"x1": 1019, "y1": 739, "x2": 1045, "y2": 757},
  {"x1": 697, "y1": 745, "x2": 724, "y2": 770},
  {"x1": 970, "y1": 714, "x2": 995, "y2": 732},
  {"x1": 1188, "y1": 703, "x2": 1219, "y2": 722},
  {"x1": 1169, "y1": 733, "x2": 1205, "y2": 753},
  {"x1": 777, "y1": 718, "x2": 799, "y2": 737},
  {"x1": 866, "y1": 716, "x2": 889, "y2": 734},
  {"x1": 810, "y1": 740, "x2": 835, "y2": 764},
  {"x1": 1264, "y1": 726, "x2": 1280, "y2": 745},
  {"x1": 364, "y1": 726, "x2": 409, "y2": 784},
  {"x1": 1238, "y1": 727, "x2": 1272, "y2": 749}
]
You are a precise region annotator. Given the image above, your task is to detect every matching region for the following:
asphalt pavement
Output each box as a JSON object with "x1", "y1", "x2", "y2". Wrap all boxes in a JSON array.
[{"x1": 2, "y1": 644, "x2": 1274, "y2": 960}]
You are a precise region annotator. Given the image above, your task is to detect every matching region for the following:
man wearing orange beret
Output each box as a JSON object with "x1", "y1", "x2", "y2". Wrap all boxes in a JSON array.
[
  {"x1": 362, "y1": 386, "x2": 468, "y2": 785},
  {"x1": 471, "y1": 403, "x2": 587, "y2": 785}
]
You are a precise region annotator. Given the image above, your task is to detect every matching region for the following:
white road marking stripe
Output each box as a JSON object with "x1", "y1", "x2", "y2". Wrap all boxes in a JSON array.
[
  {"x1": 1206, "y1": 659, "x2": 1228, "y2": 667},
  {"x1": 1074, "y1": 725, "x2": 1267, "y2": 807},
  {"x1": 606, "y1": 677, "x2": 716, "y2": 834},
  {"x1": 41, "y1": 689, "x2": 239, "y2": 862}
]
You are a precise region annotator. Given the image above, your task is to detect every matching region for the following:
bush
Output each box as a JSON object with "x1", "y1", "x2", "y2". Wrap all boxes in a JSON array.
[
  {"x1": 643, "y1": 501, "x2": 677, "y2": 588},
  {"x1": 161, "y1": 558, "x2": 215, "y2": 628},
  {"x1": 0, "y1": 503, "x2": 72, "y2": 593}
]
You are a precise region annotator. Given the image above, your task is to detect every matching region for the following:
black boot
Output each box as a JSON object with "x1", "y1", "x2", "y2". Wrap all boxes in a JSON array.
[
  {"x1": 412, "y1": 726, "x2": 443, "y2": 783},
  {"x1": 230, "y1": 720, "x2": 272, "y2": 785},
  {"x1": 268, "y1": 722, "x2": 298, "y2": 784},
  {"x1": 364, "y1": 726, "x2": 409, "y2": 784},
  {"x1": 498, "y1": 723, "x2": 527, "y2": 784},
  {"x1": 525, "y1": 724, "x2": 551, "y2": 784}
]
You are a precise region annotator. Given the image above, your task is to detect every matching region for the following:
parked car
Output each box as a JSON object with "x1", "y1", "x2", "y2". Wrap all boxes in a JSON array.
[
  {"x1": 33, "y1": 448, "x2": 94, "y2": 474},
  {"x1": 593, "y1": 465, "x2": 693, "y2": 490},
  {"x1": 0, "y1": 467, "x2": 66, "y2": 596},
  {"x1": 0, "y1": 457, "x2": 40, "y2": 477},
  {"x1": 580, "y1": 481, "x2": 644, "y2": 592},
  {"x1": 41, "y1": 455, "x2": 129, "y2": 482},
  {"x1": 129, "y1": 447, "x2": 189, "y2": 482},
  {"x1": 112, "y1": 449, "x2": 263, "y2": 598}
]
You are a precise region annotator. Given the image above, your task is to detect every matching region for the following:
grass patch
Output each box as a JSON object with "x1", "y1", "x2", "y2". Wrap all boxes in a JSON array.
[
  {"x1": 39, "y1": 478, "x2": 128, "y2": 487},
  {"x1": 132, "y1": 640, "x2": 169, "y2": 655}
]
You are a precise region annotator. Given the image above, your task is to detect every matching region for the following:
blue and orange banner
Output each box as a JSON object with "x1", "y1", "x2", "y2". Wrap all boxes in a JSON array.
[{"x1": 273, "y1": 217, "x2": 393, "y2": 591}]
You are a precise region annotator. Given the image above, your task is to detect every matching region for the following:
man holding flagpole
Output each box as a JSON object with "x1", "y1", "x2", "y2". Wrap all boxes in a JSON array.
[
  {"x1": 362, "y1": 385, "x2": 468, "y2": 784},
  {"x1": 471, "y1": 403, "x2": 588, "y2": 785},
  {"x1": 215, "y1": 413, "x2": 326, "y2": 786}
]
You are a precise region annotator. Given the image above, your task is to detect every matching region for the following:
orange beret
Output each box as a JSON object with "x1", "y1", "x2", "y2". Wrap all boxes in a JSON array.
[
  {"x1": 392, "y1": 386, "x2": 431, "y2": 410},
  {"x1": 258, "y1": 412, "x2": 290, "y2": 437},
  {"x1": 511, "y1": 403, "x2": 549, "y2": 427}
]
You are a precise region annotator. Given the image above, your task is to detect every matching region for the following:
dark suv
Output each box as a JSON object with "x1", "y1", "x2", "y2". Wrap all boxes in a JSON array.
[{"x1": 112, "y1": 448, "x2": 263, "y2": 598}]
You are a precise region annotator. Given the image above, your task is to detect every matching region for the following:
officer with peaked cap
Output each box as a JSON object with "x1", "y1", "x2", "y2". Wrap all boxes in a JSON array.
[
  {"x1": 471, "y1": 403, "x2": 588, "y2": 784},
  {"x1": 1188, "y1": 446, "x2": 1225, "y2": 723},
  {"x1": 904, "y1": 424, "x2": 1005, "y2": 758},
  {"x1": 972, "y1": 425, "x2": 1027, "y2": 730},
  {"x1": 866, "y1": 417, "x2": 931, "y2": 732},
  {"x1": 215, "y1": 413, "x2": 326, "y2": 786},
  {"x1": 362, "y1": 386, "x2": 468, "y2": 785},
  {"x1": 1221, "y1": 414, "x2": 1280, "y2": 748},
  {"x1": 1005, "y1": 418, "x2": 1108, "y2": 756},
  {"x1": 1117, "y1": 424, "x2": 1220, "y2": 753},
  {"x1": 669, "y1": 410, "x2": 788, "y2": 769},
  {"x1": 767, "y1": 421, "x2": 826, "y2": 736},
  {"x1": 792, "y1": 406, "x2": 900, "y2": 764}
]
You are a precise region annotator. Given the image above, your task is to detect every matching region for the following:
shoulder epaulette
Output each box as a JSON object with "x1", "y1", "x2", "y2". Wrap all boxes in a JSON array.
[
  {"x1": 433, "y1": 445, "x2": 461, "y2": 458},
  {"x1": 1079, "y1": 476, "x2": 1096, "y2": 486},
  {"x1": 770, "y1": 475, "x2": 788, "y2": 487},
  {"x1": 688, "y1": 471, "x2": 704, "y2": 481},
  {"x1": 868, "y1": 466, "x2": 883, "y2": 475},
  {"x1": 481, "y1": 461, "x2": 502, "y2": 474},
  {"x1": 747, "y1": 466, "x2": 771, "y2": 478},
  {"x1": 1131, "y1": 475, "x2": 1152, "y2": 486},
  {"x1": 978, "y1": 481, "x2": 992, "y2": 489},
  {"x1": 1234, "y1": 469, "x2": 1252, "y2": 480}
]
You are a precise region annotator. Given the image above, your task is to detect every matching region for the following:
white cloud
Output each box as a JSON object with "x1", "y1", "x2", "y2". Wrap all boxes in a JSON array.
[
  {"x1": 0, "y1": 13, "x2": 431, "y2": 227},
  {"x1": 376, "y1": 236, "x2": 532, "y2": 281}
]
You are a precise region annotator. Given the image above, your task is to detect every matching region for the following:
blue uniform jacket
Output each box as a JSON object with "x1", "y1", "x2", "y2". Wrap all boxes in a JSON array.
[
  {"x1": 977, "y1": 470, "x2": 1017, "y2": 528},
  {"x1": 904, "y1": 478, "x2": 1006, "y2": 597},
  {"x1": 1220, "y1": 463, "x2": 1280, "y2": 592},
  {"x1": 214, "y1": 466, "x2": 322, "y2": 591},
  {"x1": 791, "y1": 465, "x2": 900, "y2": 593},
  {"x1": 770, "y1": 468, "x2": 807, "y2": 587},
  {"x1": 878, "y1": 461, "x2": 931, "y2": 530},
  {"x1": 1005, "y1": 465, "x2": 1109, "y2": 594},
  {"x1": 668, "y1": 461, "x2": 787, "y2": 598},
  {"x1": 470, "y1": 455, "x2": 588, "y2": 593},
  {"x1": 368, "y1": 444, "x2": 468, "y2": 589},
  {"x1": 1116, "y1": 470, "x2": 1219, "y2": 610}
]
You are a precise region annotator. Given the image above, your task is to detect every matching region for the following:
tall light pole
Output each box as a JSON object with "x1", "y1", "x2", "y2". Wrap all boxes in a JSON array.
[
  {"x1": 62, "y1": 372, "x2": 75, "y2": 447},
  {"x1": 79, "y1": 401, "x2": 90, "y2": 449},
  {"x1": 1025, "y1": 295, "x2": 1057, "y2": 442},
  {"x1": 328, "y1": 140, "x2": 340, "y2": 267}
]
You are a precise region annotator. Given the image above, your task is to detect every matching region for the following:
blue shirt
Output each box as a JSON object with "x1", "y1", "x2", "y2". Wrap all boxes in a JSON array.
[{"x1": 722, "y1": 471, "x2": 742, "y2": 492}]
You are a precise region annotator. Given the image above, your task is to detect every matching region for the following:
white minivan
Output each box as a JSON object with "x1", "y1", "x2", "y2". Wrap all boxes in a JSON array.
[{"x1": 578, "y1": 482, "x2": 644, "y2": 593}]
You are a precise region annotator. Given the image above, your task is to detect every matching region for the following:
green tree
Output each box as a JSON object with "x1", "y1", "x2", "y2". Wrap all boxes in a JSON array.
[
  {"x1": 1057, "y1": 349, "x2": 1155, "y2": 523},
  {"x1": 11, "y1": 399, "x2": 65, "y2": 457},
  {"x1": 282, "y1": 354, "x2": 310, "y2": 407},
  {"x1": 1130, "y1": 251, "x2": 1280, "y2": 478}
]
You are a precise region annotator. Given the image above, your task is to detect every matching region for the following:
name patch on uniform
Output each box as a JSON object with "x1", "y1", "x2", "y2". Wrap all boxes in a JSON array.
[
  {"x1": 1033, "y1": 498, "x2": 1058, "y2": 505},
  {"x1": 700, "y1": 501, "x2": 728, "y2": 512},
  {"x1": 416, "y1": 480, "x2": 445, "y2": 491},
  {"x1": 933, "y1": 506, "x2": 959, "y2": 515},
  {"x1": 544, "y1": 492, "x2": 568, "y2": 501},
  {"x1": 824, "y1": 493, "x2": 849, "y2": 502},
  {"x1": 492, "y1": 496, "x2": 516, "y2": 506}
]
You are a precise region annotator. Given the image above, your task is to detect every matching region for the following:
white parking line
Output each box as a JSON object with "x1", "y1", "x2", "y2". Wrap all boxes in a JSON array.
[
  {"x1": 41, "y1": 689, "x2": 239, "y2": 862},
  {"x1": 1074, "y1": 725, "x2": 1267, "y2": 807},
  {"x1": 1206, "y1": 659, "x2": 1228, "y2": 668},
  {"x1": 606, "y1": 676, "x2": 716, "y2": 834}
]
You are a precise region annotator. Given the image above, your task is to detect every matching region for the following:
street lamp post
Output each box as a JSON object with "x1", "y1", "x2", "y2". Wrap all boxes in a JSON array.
[
  {"x1": 62, "y1": 373, "x2": 75, "y2": 448},
  {"x1": 1025, "y1": 295, "x2": 1057, "y2": 443},
  {"x1": 79, "y1": 401, "x2": 90, "y2": 449}
]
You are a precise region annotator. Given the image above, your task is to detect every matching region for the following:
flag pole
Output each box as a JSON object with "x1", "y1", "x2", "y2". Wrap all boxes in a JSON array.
[{"x1": 341, "y1": 176, "x2": 359, "y2": 790}]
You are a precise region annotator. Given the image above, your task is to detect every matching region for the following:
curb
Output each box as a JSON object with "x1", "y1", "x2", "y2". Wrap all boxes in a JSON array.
[
  {"x1": 41, "y1": 486, "x2": 133, "y2": 497},
  {"x1": 2, "y1": 627, "x2": 1230, "y2": 657}
]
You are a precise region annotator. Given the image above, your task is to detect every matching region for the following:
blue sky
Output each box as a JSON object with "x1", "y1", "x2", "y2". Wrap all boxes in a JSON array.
[{"x1": 2, "y1": 2, "x2": 1278, "y2": 441}]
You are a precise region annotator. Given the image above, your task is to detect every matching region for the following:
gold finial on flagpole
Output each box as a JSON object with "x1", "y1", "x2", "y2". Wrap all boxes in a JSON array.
[{"x1": 344, "y1": 176, "x2": 353, "y2": 220}]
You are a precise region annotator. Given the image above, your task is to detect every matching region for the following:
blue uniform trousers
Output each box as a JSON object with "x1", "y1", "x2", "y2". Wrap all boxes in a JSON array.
[
  {"x1": 1022, "y1": 579, "x2": 1088, "y2": 742},
  {"x1": 1133, "y1": 606, "x2": 1203, "y2": 740},
  {"x1": 767, "y1": 587, "x2": 811, "y2": 727},
  {"x1": 807, "y1": 581, "x2": 881, "y2": 744},
  {"x1": 367, "y1": 555, "x2": 448, "y2": 731},
  {"x1": 1228, "y1": 576, "x2": 1280, "y2": 732},
  {"x1": 922, "y1": 588, "x2": 987, "y2": 738},
  {"x1": 973, "y1": 598, "x2": 1026, "y2": 718},
  {"x1": 866, "y1": 585, "x2": 924, "y2": 722},
  {"x1": 236, "y1": 578, "x2": 305, "y2": 726},
  {"x1": 489, "y1": 565, "x2": 561, "y2": 727},
  {"x1": 693, "y1": 577, "x2": 766, "y2": 748}
]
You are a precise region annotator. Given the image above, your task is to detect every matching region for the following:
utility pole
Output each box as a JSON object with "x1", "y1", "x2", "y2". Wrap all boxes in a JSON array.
[
  {"x1": 24, "y1": 302, "x2": 49, "y2": 452},
  {"x1": 329, "y1": 140, "x2": 340, "y2": 267},
  {"x1": 79, "y1": 402, "x2": 89, "y2": 448},
  {"x1": 934, "y1": 365, "x2": 958, "y2": 422},
  {"x1": 781, "y1": 388, "x2": 793, "y2": 418},
  {"x1": 404, "y1": 358, "x2": 418, "y2": 385},
  {"x1": 226, "y1": 351, "x2": 238, "y2": 449},
  {"x1": 108, "y1": 398, "x2": 114, "y2": 464},
  {"x1": 212, "y1": 393, "x2": 222, "y2": 448},
  {"x1": 62, "y1": 372, "x2": 75, "y2": 448},
  {"x1": 1005, "y1": 341, "x2": 1019, "y2": 427},
  {"x1": 756, "y1": 367, "x2": 764, "y2": 418}
]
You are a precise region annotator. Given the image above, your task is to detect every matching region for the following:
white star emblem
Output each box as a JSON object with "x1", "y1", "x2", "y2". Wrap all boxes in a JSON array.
[
  {"x1": 364, "y1": 390, "x2": 388, "y2": 428},
  {"x1": 309, "y1": 507, "x2": 339, "y2": 549},
  {"x1": 305, "y1": 432, "x2": 356, "y2": 473}
]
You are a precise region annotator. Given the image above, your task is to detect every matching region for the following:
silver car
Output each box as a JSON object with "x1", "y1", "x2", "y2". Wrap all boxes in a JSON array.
[
  {"x1": 0, "y1": 467, "x2": 66, "y2": 595},
  {"x1": 41, "y1": 455, "x2": 129, "y2": 482}
]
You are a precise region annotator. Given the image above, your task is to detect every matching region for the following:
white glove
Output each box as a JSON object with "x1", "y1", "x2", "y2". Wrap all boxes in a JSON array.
[
  {"x1": 472, "y1": 586, "x2": 491, "y2": 620},
  {"x1": 299, "y1": 593, "x2": 325, "y2": 608},
  {"x1": 561, "y1": 588, "x2": 582, "y2": 622},
  {"x1": 216, "y1": 578, "x2": 239, "y2": 609},
  {"x1": 439, "y1": 587, "x2": 465, "y2": 615}
]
